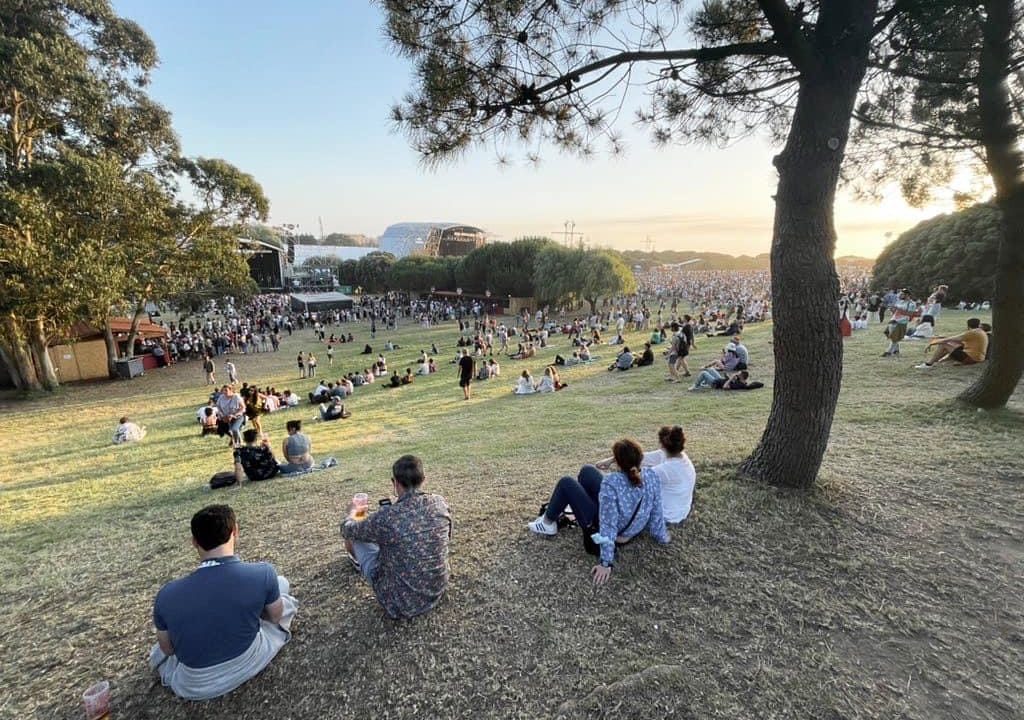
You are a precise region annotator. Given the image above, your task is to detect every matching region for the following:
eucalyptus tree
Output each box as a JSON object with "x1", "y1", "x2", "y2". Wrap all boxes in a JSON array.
[{"x1": 1, "y1": 0, "x2": 268, "y2": 387}]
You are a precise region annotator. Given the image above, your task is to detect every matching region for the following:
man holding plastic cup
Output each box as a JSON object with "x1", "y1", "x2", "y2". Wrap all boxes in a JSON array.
[{"x1": 340, "y1": 455, "x2": 452, "y2": 619}]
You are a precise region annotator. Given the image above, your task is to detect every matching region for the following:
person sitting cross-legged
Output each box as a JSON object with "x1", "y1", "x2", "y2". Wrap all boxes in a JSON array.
[
  {"x1": 635, "y1": 342, "x2": 655, "y2": 367},
  {"x1": 149, "y1": 504, "x2": 298, "y2": 701},
  {"x1": 915, "y1": 317, "x2": 990, "y2": 369},
  {"x1": 340, "y1": 455, "x2": 452, "y2": 619}
]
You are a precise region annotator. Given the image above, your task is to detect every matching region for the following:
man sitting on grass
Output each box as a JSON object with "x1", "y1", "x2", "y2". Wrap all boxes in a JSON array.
[
  {"x1": 150, "y1": 504, "x2": 298, "y2": 701},
  {"x1": 915, "y1": 317, "x2": 989, "y2": 369},
  {"x1": 340, "y1": 455, "x2": 451, "y2": 619}
]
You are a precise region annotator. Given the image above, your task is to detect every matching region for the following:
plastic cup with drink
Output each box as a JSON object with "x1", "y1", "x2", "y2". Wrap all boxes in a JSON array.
[
  {"x1": 352, "y1": 493, "x2": 369, "y2": 521},
  {"x1": 83, "y1": 680, "x2": 111, "y2": 720}
]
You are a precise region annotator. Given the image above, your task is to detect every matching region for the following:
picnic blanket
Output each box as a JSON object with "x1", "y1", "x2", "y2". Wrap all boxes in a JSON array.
[{"x1": 149, "y1": 577, "x2": 298, "y2": 701}]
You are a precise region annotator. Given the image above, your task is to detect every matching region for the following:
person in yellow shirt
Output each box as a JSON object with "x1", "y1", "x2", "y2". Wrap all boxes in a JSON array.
[{"x1": 915, "y1": 318, "x2": 989, "y2": 369}]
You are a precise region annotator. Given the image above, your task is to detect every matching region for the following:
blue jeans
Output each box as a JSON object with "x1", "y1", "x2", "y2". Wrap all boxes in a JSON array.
[
  {"x1": 350, "y1": 540, "x2": 380, "y2": 580},
  {"x1": 226, "y1": 415, "x2": 245, "y2": 441},
  {"x1": 543, "y1": 464, "x2": 604, "y2": 527},
  {"x1": 694, "y1": 368, "x2": 723, "y2": 388}
]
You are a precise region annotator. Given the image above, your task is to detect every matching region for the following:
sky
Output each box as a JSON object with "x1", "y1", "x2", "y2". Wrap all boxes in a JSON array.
[{"x1": 113, "y1": 0, "x2": 964, "y2": 259}]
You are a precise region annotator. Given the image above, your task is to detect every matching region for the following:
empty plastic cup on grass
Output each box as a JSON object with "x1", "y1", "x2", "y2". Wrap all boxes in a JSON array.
[{"x1": 83, "y1": 680, "x2": 110, "y2": 719}]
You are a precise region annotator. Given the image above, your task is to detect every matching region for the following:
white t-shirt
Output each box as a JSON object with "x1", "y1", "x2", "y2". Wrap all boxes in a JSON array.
[{"x1": 642, "y1": 449, "x2": 696, "y2": 523}]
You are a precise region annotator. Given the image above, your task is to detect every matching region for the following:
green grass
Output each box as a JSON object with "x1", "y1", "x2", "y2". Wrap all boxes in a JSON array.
[{"x1": 0, "y1": 310, "x2": 1021, "y2": 720}]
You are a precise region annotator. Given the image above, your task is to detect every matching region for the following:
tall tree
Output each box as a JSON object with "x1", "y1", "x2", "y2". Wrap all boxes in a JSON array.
[
  {"x1": 0, "y1": 0, "x2": 270, "y2": 386},
  {"x1": 578, "y1": 250, "x2": 638, "y2": 314},
  {"x1": 849, "y1": 0, "x2": 1023, "y2": 407},
  {"x1": 379, "y1": 0, "x2": 884, "y2": 488}
]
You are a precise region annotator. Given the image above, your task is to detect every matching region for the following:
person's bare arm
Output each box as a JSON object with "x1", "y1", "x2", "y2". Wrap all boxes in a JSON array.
[
  {"x1": 156, "y1": 630, "x2": 174, "y2": 656},
  {"x1": 262, "y1": 598, "x2": 284, "y2": 625}
]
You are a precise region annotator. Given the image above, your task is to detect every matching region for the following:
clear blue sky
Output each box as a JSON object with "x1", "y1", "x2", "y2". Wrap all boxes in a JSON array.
[{"x1": 114, "y1": 0, "x2": 954, "y2": 258}]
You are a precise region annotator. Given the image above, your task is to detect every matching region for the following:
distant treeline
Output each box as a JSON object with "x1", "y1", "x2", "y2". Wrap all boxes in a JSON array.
[{"x1": 619, "y1": 250, "x2": 874, "y2": 271}]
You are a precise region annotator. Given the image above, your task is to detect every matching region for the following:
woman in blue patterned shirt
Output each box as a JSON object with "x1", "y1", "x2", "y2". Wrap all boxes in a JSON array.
[{"x1": 529, "y1": 439, "x2": 670, "y2": 586}]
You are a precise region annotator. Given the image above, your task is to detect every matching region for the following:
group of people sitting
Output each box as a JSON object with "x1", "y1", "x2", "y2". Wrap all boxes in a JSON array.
[
  {"x1": 231, "y1": 420, "x2": 331, "y2": 481},
  {"x1": 606, "y1": 343, "x2": 655, "y2": 371},
  {"x1": 528, "y1": 425, "x2": 695, "y2": 584},
  {"x1": 513, "y1": 366, "x2": 567, "y2": 394},
  {"x1": 152, "y1": 455, "x2": 450, "y2": 701},
  {"x1": 553, "y1": 344, "x2": 593, "y2": 365}
]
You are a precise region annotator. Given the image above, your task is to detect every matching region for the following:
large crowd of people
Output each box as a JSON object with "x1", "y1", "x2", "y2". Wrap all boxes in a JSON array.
[{"x1": 100, "y1": 265, "x2": 994, "y2": 704}]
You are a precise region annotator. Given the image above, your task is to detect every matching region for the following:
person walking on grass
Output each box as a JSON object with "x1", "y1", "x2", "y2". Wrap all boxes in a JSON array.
[
  {"x1": 296, "y1": 352, "x2": 305, "y2": 379},
  {"x1": 458, "y1": 348, "x2": 475, "y2": 400},
  {"x1": 224, "y1": 360, "x2": 238, "y2": 385},
  {"x1": 203, "y1": 354, "x2": 216, "y2": 386}
]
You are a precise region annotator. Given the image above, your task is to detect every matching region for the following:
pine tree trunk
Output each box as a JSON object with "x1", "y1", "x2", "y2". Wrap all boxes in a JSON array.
[
  {"x1": 740, "y1": 0, "x2": 879, "y2": 488},
  {"x1": 1, "y1": 315, "x2": 42, "y2": 391},
  {"x1": 28, "y1": 317, "x2": 59, "y2": 390},
  {"x1": 959, "y1": 0, "x2": 1024, "y2": 408}
]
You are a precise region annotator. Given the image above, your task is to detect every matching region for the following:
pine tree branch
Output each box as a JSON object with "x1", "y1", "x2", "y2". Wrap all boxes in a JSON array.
[
  {"x1": 756, "y1": 0, "x2": 818, "y2": 73},
  {"x1": 525, "y1": 41, "x2": 784, "y2": 103}
]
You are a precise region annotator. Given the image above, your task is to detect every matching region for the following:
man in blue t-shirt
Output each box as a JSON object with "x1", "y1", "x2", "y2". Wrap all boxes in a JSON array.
[{"x1": 149, "y1": 505, "x2": 298, "y2": 701}]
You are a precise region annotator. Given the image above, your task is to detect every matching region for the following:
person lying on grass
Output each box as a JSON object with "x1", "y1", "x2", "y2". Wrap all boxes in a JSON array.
[
  {"x1": 689, "y1": 368, "x2": 764, "y2": 391},
  {"x1": 340, "y1": 455, "x2": 452, "y2": 619},
  {"x1": 528, "y1": 438, "x2": 670, "y2": 586},
  {"x1": 150, "y1": 504, "x2": 298, "y2": 701},
  {"x1": 915, "y1": 317, "x2": 989, "y2": 369}
]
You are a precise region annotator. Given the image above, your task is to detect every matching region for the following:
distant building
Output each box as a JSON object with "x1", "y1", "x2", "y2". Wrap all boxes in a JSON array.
[{"x1": 379, "y1": 222, "x2": 487, "y2": 259}]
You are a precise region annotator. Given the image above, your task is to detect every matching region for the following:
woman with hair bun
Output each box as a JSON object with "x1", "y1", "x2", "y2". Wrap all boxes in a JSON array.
[
  {"x1": 594, "y1": 426, "x2": 695, "y2": 523},
  {"x1": 528, "y1": 438, "x2": 670, "y2": 586}
]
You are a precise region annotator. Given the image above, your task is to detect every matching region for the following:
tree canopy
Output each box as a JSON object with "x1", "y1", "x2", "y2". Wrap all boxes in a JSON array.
[
  {"x1": 0, "y1": 0, "x2": 268, "y2": 389},
  {"x1": 872, "y1": 203, "x2": 1001, "y2": 301}
]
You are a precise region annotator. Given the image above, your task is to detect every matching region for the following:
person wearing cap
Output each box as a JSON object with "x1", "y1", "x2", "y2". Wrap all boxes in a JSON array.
[
  {"x1": 728, "y1": 335, "x2": 749, "y2": 369},
  {"x1": 150, "y1": 505, "x2": 298, "y2": 700}
]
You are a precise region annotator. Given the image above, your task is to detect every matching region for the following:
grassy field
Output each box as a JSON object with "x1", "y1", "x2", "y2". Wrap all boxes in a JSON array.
[{"x1": 1, "y1": 309, "x2": 1021, "y2": 720}]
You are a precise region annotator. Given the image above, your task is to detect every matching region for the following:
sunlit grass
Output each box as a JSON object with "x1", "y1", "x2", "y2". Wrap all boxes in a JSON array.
[{"x1": 1, "y1": 308, "x2": 1020, "y2": 719}]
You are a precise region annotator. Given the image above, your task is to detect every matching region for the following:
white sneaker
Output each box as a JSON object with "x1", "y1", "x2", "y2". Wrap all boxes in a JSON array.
[
  {"x1": 914, "y1": 363, "x2": 932, "y2": 369},
  {"x1": 528, "y1": 516, "x2": 557, "y2": 536}
]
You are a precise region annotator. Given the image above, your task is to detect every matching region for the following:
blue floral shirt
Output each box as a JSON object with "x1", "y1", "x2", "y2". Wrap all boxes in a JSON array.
[{"x1": 598, "y1": 468, "x2": 670, "y2": 565}]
